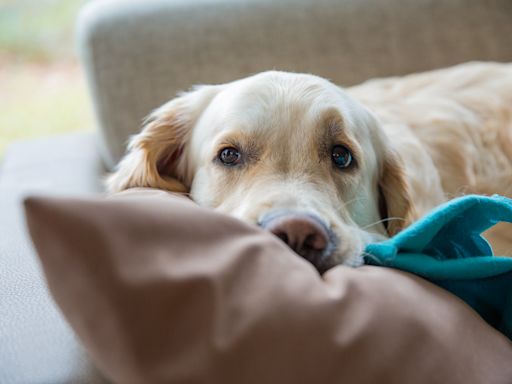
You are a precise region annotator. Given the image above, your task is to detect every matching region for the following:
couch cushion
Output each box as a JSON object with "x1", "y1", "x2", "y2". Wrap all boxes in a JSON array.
[
  {"x1": 0, "y1": 133, "x2": 107, "y2": 383},
  {"x1": 0, "y1": 187, "x2": 108, "y2": 384},
  {"x1": 0, "y1": 132, "x2": 104, "y2": 194},
  {"x1": 25, "y1": 188, "x2": 512, "y2": 384}
]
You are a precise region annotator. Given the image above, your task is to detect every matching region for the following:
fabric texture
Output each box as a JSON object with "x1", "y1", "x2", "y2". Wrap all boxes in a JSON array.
[
  {"x1": 365, "y1": 194, "x2": 512, "y2": 340},
  {"x1": 0, "y1": 132, "x2": 104, "y2": 193},
  {"x1": 25, "y1": 188, "x2": 512, "y2": 384},
  {"x1": 77, "y1": 0, "x2": 512, "y2": 168},
  {"x1": 0, "y1": 133, "x2": 107, "y2": 384}
]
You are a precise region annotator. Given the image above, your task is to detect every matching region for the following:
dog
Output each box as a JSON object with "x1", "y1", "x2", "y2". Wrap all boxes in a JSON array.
[{"x1": 108, "y1": 61, "x2": 512, "y2": 272}]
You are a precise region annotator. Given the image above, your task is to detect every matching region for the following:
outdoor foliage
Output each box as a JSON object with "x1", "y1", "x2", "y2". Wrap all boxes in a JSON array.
[{"x1": 0, "y1": 0, "x2": 93, "y2": 157}]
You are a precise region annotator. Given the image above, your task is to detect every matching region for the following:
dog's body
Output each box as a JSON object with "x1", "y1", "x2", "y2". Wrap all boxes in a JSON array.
[
  {"x1": 109, "y1": 62, "x2": 512, "y2": 270},
  {"x1": 350, "y1": 62, "x2": 512, "y2": 256},
  {"x1": 350, "y1": 62, "x2": 512, "y2": 211}
]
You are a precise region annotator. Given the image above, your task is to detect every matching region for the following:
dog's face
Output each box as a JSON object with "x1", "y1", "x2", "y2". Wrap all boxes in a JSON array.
[{"x1": 109, "y1": 72, "x2": 415, "y2": 271}]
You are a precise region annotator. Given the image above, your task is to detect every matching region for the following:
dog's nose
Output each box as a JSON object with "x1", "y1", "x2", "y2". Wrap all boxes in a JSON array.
[{"x1": 259, "y1": 211, "x2": 333, "y2": 272}]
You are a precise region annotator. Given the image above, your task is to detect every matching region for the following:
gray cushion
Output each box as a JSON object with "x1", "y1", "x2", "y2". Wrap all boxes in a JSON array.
[
  {"x1": 0, "y1": 133, "x2": 107, "y2": 383},
  {"x1": 0, "y1": 132, "x2": 104, "y2": 194},
  {"x1": 0, "y1": 188, "x2": 108, "y2": 384},
  {"x1": 77, "y1": 0, "x2": 512, "y2": 168}
]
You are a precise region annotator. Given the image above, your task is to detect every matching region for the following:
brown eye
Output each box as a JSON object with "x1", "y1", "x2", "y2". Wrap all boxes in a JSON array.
[
  {"x1": 219, "y1": 147, "x2": 241, "y2": 166},
  {"x1": 331, "y1": 145, "x2": 353, "y2": 169}
]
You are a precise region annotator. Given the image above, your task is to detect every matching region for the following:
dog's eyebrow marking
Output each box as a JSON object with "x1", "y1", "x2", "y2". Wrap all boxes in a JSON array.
[
  {"x1": 318, "y1": 109, "x2": 346, "y2": 140},
  {"x1": 326, "y1": 114, "x2": 344, "y2": 136},
  {"x1": 319, "y1": 110, "x2": 345, "y2": 147},
  {"x1": 218, "y1": 137, "x2": 242, "y2": 149}
]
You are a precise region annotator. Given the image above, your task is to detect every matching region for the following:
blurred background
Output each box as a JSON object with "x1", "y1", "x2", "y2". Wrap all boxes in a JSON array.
[{"x1": 0, "y1": 0, "x2": 93, "y2": 158}]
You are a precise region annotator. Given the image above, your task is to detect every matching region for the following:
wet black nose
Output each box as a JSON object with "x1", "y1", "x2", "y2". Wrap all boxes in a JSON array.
[{"x1": 259, "y1": 211, "x2": 334, "y2": 272}]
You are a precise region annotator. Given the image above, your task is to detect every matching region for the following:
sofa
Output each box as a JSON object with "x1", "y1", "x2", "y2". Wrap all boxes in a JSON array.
[{"x1": 1, "y1": 0, "x2": 512, "y2": 382}]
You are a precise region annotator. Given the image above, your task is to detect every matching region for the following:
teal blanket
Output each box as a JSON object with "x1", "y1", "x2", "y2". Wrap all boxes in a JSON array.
[{"x1": 364, "y1": 194, "x2": 512, "y2": 340}]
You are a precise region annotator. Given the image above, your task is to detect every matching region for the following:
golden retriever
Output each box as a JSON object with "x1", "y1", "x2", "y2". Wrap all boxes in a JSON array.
[{"x1": 108, "y1": 61, "x2": 512, "y2": 272}]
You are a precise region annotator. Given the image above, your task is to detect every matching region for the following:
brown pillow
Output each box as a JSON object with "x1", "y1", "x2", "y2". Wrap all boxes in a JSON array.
[{"x1": 25, "y1": 188, "x2": 512, "y2": 384}]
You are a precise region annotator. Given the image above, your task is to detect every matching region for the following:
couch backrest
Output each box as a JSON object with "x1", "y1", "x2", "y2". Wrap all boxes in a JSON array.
[{"x1": 77, "y1": 0, "x2": 512, "y2": 169}]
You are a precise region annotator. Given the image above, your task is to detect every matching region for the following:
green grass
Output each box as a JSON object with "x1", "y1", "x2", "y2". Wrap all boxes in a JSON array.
[{"x1": 0, "y1": 0, "x2": 93, "y2": 158}]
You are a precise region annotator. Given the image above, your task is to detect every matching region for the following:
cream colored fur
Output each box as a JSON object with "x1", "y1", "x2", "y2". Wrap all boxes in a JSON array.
[
  {"x1": 349, "y1": 62, "x2": 512, "y2": 254},
  {"x1": 108, "y1": 62, "x2": 512, "y2": 264}
]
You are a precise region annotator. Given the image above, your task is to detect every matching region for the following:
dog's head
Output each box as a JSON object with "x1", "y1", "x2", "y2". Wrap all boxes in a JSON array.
[{"x1": 108, "y1": 72, "x2": 416, "y2": 271}]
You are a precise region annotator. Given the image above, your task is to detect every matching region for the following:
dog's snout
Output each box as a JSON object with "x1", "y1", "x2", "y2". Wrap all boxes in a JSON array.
[{"x1": 260, "y1": 211, "x2": 334, "y2": 272}]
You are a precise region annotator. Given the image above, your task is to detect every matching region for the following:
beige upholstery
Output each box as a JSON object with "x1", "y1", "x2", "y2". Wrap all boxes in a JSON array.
[
  {"x1": 25, "y1": 189, "x2": 512, "y2": 384},
  {"x1": 0, "y1": 133, "x2": 104, "y2": 194},
  {"x1": 77, "y1": 0, "x2": 512, "y2": 169},
  {"x1": 0, "y1": 133, "x2": 107, "y2": 383}
]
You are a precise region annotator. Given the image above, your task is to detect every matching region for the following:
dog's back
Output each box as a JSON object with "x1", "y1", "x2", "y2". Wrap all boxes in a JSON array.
[{"x1": 350, "y1": 62, "x2": 512, "y2": 197}]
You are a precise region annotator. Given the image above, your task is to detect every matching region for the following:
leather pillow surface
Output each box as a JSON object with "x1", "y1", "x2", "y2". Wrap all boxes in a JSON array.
[{"x1": 25, "y1": 188, "x2": 512, "y2": 384}]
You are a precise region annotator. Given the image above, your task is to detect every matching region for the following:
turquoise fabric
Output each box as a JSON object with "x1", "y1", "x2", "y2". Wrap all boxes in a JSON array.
[{"x1": 364, "y1": 194, "x2": 512, "y2": 340}]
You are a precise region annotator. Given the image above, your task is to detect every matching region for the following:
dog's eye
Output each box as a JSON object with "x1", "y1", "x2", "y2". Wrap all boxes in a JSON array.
[
  {"x1": 331, "y1": 145, "x2": 353, "y2": 169},
  {"x1": 219, "y1": 147, "x2": 241, "y2": 166}
]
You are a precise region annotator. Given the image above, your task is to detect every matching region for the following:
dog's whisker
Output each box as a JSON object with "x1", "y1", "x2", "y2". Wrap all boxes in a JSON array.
[
  {"x1": 360, "y1": 217, "x2": 406, "y2": 231},
  {"x1": 342, "y1": 196, "x2": 366, "y2": 209}
]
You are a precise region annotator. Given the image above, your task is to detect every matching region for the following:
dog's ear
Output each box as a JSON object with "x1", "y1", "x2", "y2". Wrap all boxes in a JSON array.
[
  {"x1": 378, "y1": 148, "x2": 417, "y2": 236},
  {"x1": 107, "y1": 86, "x2": 219, "y2": 193}
]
